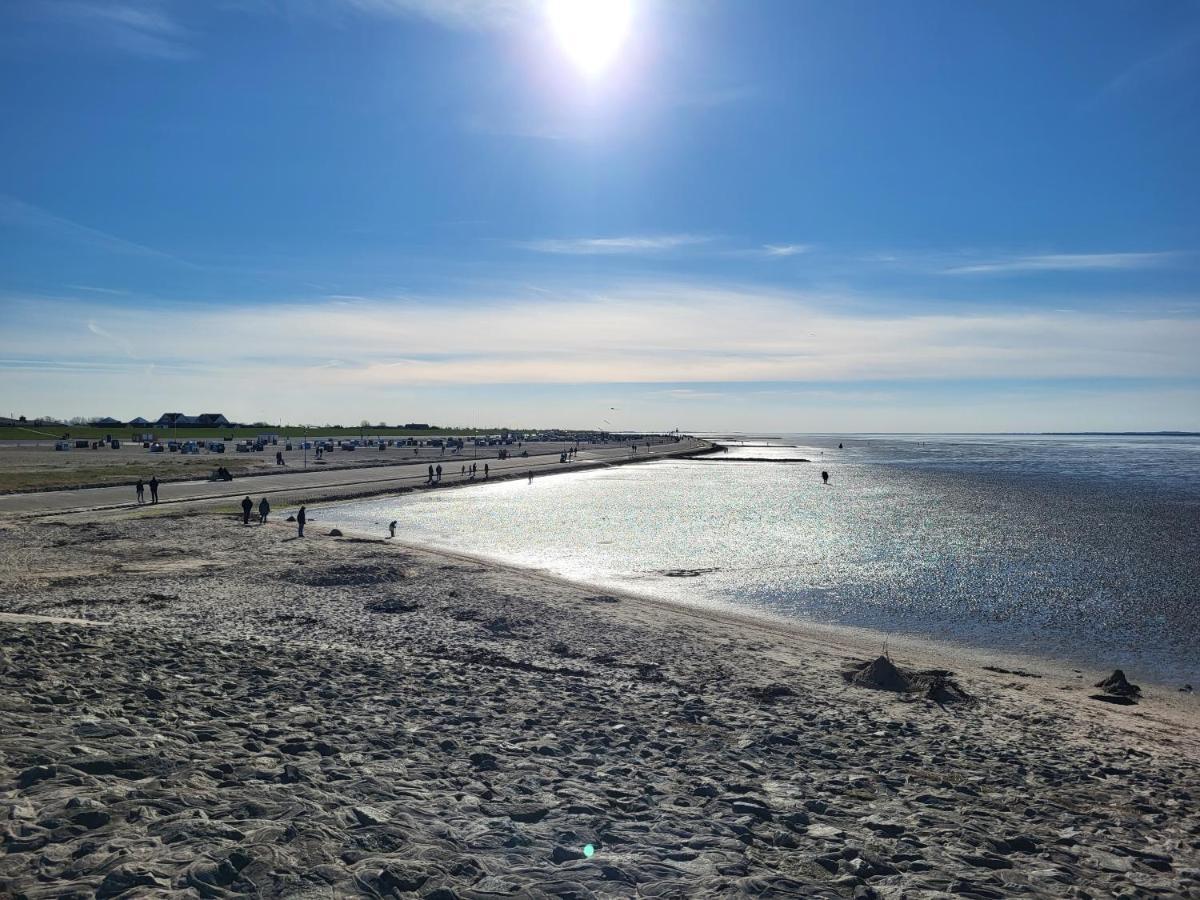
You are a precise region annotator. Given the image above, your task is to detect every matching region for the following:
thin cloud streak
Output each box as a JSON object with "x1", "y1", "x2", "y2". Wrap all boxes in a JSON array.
[
  {"x1": 0, "y1": 195, "x2": 198, "y2": 267},
  {"x1": 518, "y1": 235, "x2": 712, "y2": 255},
  {"x1": 943, "y1": 252, "x2": 1181, "y2": 275},
  {"x1": 762, "y1": 244, "x2": 812, "y2": 257},
  {"x1": 336, "y1": 0, "x2": 531, "y2": 30},
  {"x1": 38, "y1": 1, "x2": 195, "y2": 59}
]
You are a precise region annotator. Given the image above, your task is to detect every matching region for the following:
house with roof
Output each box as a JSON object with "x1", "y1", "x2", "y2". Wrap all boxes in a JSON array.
[
  {"x1": 93, "y1": 416, "x2": 124, "y2": 427},
  {"x1": 154, "y1": 412, "x2": 233, "y2": 428}
]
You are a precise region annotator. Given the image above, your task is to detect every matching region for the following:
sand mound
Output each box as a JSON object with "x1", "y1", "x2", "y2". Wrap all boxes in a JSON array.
[
  {"x1": 1095, "y1": 669, "x2": 1141, "y2": 697},
  {"x1": 844, "y1": 655, "x2": 973, "y2": 704},
  {"x1": 850, "y1": 655, "x2": 912, "y2": 691}
]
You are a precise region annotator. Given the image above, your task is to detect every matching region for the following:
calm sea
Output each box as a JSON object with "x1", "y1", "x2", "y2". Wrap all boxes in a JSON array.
[{"x1": 313, "y1": 434, "x2": 1200, "y2": 686}]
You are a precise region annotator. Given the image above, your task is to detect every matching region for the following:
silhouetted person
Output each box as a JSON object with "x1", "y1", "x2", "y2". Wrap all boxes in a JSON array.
[
  {"x1": 484, "y1": 463, "x2": 489, "y2": 479},
  {"x1": 241, "y1": 496, "x2": 253, "y2": 525},
  {"x1": 528, "y1": 470, "x2": 533, "y2": 484},
  {"x1": 135, "y1": 479, "x2": 144, "y2": 504},
  {"x1": 297, "y1": 506, "x2": 306, "y2": 537},
  {"x1": 838, "y1": 443, "x2": 843, "y2": 449},
  {"x1": 149, "y1": 477, "x2": 159, "y2": 503},
  {"x1": 388, "y1": 520, "x2": 397, "y2": 538},
  {"x1": 427, "y1": 464, "x2": 434, "y2": 483},
  {"x1": 821, "y1": 470, "x2": 829, "y2": 484},
  {"x1": 259, "y1": 497, "x2": 270, "y2": 524},
  {"x1": 435, "y1": 464, "x2": 442, "y2": 482},
  {"x1": 276, "y1": 451, "x2": 284, "y2": 465}
]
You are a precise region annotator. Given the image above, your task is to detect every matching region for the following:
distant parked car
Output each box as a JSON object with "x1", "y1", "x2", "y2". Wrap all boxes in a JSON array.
[
  {"x1": 209, "y1": 442, "x2": 225, "y2": 453},
  {"x1": 150, "y1": 443, "x2": 164, "y2": 453},
  {"x1": 55, "y1": 440, "x2": 70, "y2": 451}
]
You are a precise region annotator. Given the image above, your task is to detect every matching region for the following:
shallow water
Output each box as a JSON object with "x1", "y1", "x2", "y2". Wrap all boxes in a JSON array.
[{"x1": 313, "y1": 434, "x2": 1200, "y2": 686}]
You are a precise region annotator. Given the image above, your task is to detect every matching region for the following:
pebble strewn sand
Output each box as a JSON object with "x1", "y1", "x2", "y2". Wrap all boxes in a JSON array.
[{"x1": 1, "y1": 514, "x2": 1198, "y2": 898}]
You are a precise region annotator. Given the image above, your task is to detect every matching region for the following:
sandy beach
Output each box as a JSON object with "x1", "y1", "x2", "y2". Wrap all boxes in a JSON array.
[{"x1": 1, "y1": 495, "x2": 1198, "y2": 899}]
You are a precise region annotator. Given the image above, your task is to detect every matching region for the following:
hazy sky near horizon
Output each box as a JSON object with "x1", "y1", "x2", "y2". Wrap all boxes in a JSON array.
[{"x1": 2, "y1": 0, "x2": 1198, "y2": 431}]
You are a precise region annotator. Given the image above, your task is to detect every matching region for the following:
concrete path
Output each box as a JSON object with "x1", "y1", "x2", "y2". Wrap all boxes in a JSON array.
[{"x1": 0, "y1": 439, "x2": 709, "y2": 516}]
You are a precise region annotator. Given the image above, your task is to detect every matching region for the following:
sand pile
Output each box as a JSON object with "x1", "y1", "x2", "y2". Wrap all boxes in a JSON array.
[
  {"x1": 845, "y1": 655, "x2": 973, "y2": 704},
  {"x1": 1091, "y1": 668, "x2": 1143, "y2": 705}
]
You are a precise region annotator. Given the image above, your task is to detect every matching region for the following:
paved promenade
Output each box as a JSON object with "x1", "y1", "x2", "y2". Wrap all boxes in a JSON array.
[{"x1": 0, "y1": 439, "x2": 709, "y2": 516}]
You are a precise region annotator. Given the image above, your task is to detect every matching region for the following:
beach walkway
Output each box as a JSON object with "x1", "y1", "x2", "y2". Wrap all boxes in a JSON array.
[{"x1": 0, "y1": 438, "x2": 709, "y2": 516}]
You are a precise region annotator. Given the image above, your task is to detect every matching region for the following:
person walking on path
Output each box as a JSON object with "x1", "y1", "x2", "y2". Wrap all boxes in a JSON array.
[
  {"x1": 241, "y1": 496, "x2": 253, "y2": 525},
  {"x1": 135, "y1": 479, "x2": 145, "y2": 504},
  {"x1": 149, "y1": 477, "x2": 159, "y2": 504},
  {"x1": 427, "y1": 464, "x2": 434, "y2": 483},
  {"x1": 435, "y1": 464, "x2": 442, "y2": 482},
  {"x1": 388, "y1": 520, "x2": 397, "y2": 538},
  {"x1": 258, "y1": 497, "x2": 270, "y2": 524},
  {"x1": 297, "y1": 506, "x2": 306, "y2": 537},
  {"x1": 484, "y1": 463, "x2": 489, "y2": 479},
  {"x1": 528, "y1": 470, "x2": 533, "y2": 484}
]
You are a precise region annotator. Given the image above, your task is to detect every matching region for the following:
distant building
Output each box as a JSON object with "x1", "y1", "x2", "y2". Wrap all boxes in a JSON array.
[
  {"x1": 94, "y1": 416, "x2": 124, "y2": 427},
  {"x1": 154, "y1": 412, "x2": 232, "y2": 428},
  {"x1": 129, "y1": 417, "x2": 151, "y2": 427},
  {"x1": 404, "y1": 423, "x2": 431, "y2": 430}
]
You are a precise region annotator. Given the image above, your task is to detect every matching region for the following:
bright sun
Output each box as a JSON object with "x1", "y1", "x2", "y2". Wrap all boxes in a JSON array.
[{"x1": 546, "y1": 0, "x2": 633, "y2": 77}]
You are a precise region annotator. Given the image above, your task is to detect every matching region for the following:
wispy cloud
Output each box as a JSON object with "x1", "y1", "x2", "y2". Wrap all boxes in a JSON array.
[
  {"x1": 942, "y1": 252, "x2": 1181, "y2": 275},
  {"x1": 39, "y1": 1, "x2": 194, "y2": 59},
  {"x1": 0, "y1": 195, "x2": 197, "y2": 267},
  {"x1": 1094, "y1": 31, "x2": 1200, "y2": 104},
  {"x1": 518, "y1": 235, "x2": 712, "y2": 255},
  {"x1": 761, "y1": 244, "x2": 812, "y2": 258},
  {"x1": 336, "y1": 0, "x2": 531, "y2": 30}
]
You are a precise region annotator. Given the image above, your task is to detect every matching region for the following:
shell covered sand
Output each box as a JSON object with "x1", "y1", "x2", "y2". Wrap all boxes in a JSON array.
[{"x1": 1, "y1": 514, "x2": 1199, "y2": 898}]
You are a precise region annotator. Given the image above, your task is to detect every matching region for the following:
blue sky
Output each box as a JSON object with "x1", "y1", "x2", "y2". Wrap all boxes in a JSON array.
[{"x1": 1, "y1": 0, "x2": 1198, "y2": 430}]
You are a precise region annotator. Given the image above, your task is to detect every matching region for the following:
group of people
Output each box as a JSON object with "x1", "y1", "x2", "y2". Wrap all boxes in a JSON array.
[
  {"x1": 425, "y1": 461, "x2": 493, "y2": 484},
  {"x1": 240, "y1": 495, "x2": 271, "y2": 524},
  {"x1": 134, "y1": 477, "x2": 160, "y2": 504}
]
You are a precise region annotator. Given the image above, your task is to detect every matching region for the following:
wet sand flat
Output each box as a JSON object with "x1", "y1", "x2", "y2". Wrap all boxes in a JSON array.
[{"x1": 1, "y1": 511, "x2": 1198, "y2": 898}]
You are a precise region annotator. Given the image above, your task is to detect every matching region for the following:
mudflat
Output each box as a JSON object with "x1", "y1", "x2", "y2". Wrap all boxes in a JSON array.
[{"x1": 1, "y1": 511, "x2": 1197, "y2": 898}]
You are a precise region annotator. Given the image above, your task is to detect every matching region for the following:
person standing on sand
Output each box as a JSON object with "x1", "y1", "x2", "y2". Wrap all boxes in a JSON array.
[
  {"x1": 427, "y1": 464, "x2": 434, "y2": 483},
  {"x1": 436, "y1": 464, "x2": 442, "y2": 482},
  {"x1": 241, "y1": 496, "x2": 253, "y2": 525},
  {"x1": 484, "y1": 463, "x2": 489, "y2": 479},
  {"x1": 259, "y1": 497, "x2": 270, "y2": 524},
  {"x1": 297, "y1": 506, "x2": 306, "y2": 537},
  {"x1": 528, "y1": 470, "x2": 533, "y2": 484},
  {"x1": 149, "y1": 476, "x2": 159, "y2": 503},
  {"x1": 388, "y1": 520, "x2": 397, "y2": 538},
  {"x1": 135, "y1": 479, "x2": 144, "y2": 504},
  {"x1": 821, "y1": 470, "x2": 829, "y2": 484}
]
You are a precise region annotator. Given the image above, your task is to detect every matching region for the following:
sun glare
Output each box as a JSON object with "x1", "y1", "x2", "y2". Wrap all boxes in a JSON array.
[{"x1": 546, "y1": 0, "x2": 633, "y2": 77}]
